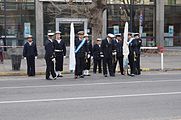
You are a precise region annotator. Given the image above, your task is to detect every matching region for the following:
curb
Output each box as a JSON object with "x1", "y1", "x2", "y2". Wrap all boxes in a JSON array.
[
  {"x1": 0, "y1": 71, "x2": 71, "y2": 77},
  {"x1": 0, "y1": 68, "x2": 181, "y2": 76}
]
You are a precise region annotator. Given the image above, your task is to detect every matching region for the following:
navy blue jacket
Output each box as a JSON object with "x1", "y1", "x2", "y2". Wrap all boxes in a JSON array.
[
  {"x1": 23, "y1": 41, "x2": 38, "y2": 58},
  {"x1": 44, "y1": 39, "x2": 55, "y2": 59},
  {"x1": 101, "y1": 38, "x2": 115, "y2": 58},
  {"x1": 92, "y1": 44, "x2": 102, "y2": 60},
  {"x1": 75, "y1": 38, "x2": 87, "y2": 57}
]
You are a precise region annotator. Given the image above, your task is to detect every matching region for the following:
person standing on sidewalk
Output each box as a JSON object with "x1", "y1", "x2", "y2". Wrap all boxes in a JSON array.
[
  {"x1": 0, "y1": 39, "x2": 4, "y2": 64},
  {"x1": 74, "y1": 31, "x2": 87, "y2": 79},
  {"x1": 93, "y1": 38, "x2": 102, "y2": 74},
  {"x1": 133, "y1": 33, "x2": 142, "y2": 75},
  {"x1": 113, "y1": 33, "x2": 124, "y2": 75},
  {"x1": 101, "y1": 34, "x2": 115, "y2": 77},
  {"x1": 53, "y1": 31, "x2": 66, "y2": 77},
  {"x1": 83, "y1": 33, "x2": 92, "y2": 76},
  {"x1": 23, "y1": 35, "x2": 38, "y2": 76},
  {"x1": 44, "y1": 33, "x2": 57, "y2": 80}
]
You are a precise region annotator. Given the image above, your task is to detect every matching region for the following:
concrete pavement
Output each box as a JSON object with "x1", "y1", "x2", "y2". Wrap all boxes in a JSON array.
[
  {"x1": 0, "y1": 54, "x2": 181, "y2": 76},
  {"x1": 0, "y1": 71, "x2": 181, "y2": 120}
]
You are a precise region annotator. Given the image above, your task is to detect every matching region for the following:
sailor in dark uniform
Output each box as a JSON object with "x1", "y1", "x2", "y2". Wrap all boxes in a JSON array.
[
  {"x1": 83, "y1": 33, "x2": 92, "y2": 76},
  {"x1": 128, "y1": 32, "x2": 136, "y2": 76},
  {"x1": 74, "y1": 31, "x2": 87, "y2": 79},
  {"x1": 23, "y1": 35, "x2": 38, "y2": 76},
  {"x1": 44, "y1": 33, "x2": 57, "y2": 80},
  {"x1": 101, "y1": 34, "x2": 115, "y2": 77},
  {"x1": 133, "y1": 33, "x2": 142, "y2": 75},
  {"x1": 92, "y1": 38, "x2": 102, "y2": 74},
  {"x1": 113, "y1": 33, "x2": 124, "y2": 75},
  {"x1": 53, "y1": 31, "x2": 66, "y2": 77}
]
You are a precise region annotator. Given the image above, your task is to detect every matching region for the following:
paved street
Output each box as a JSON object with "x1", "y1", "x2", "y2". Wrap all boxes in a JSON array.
[{"x1": 0, "y1": 71, "x2": 181, "y2": 120}]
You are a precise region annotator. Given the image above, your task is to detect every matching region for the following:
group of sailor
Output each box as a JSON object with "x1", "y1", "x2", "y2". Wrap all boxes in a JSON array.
[{"x1": 23, "y1": 30, "x2": 142, "y2": 80}]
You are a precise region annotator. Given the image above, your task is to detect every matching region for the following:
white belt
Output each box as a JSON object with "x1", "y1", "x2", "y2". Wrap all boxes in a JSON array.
[{"x1": 54, "y1": 50, "x2": 63, "y2": 52}]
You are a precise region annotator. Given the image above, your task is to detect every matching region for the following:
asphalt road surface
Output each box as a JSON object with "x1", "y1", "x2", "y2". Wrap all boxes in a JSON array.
[{"x1": 0, "y1": 71, "x2": 181, "y2": 120}]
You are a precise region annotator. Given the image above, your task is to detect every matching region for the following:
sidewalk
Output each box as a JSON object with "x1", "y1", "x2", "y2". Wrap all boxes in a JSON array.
[{"x1": 0, "y1": 53, "x2": 181, "y2": 76}]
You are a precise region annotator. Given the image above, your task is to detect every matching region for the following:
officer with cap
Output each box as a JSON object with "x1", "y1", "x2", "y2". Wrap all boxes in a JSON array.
[
  {"x1": 74, "y1": 31, "x2": 87, "y2": 79},
  {"x1": 44, "y1": 32, "x2": 57, "y2": 80},
  {"x1": 92, "y1": 38, "x2": 102, "y2": 74},
  {"x1": 133, "y1": 33, "x2": 142, "y2": 75},
  {"x1": 113, "y1": 33, "x2": 124, "y2": 75},
  {"x1": 83, "y1": 33, "x2": 92, "y2": 76},
  {"x1": 53, "y1": 31, "x2": 66, "y2": 77},
  {"x1": 23, "y1": 35, "x2": 38, "y2": 76},
  {"x1": 128, "y1": 32, "x2": 136, "y2": 76},
  {"x1": 101, "y1": 33, "x2": 115, "y2": 77}
]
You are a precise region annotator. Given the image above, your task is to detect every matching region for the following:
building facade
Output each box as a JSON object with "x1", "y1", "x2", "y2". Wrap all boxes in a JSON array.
[{"x1": 0, "y1": 0, "x2": 181, "y2": 53}]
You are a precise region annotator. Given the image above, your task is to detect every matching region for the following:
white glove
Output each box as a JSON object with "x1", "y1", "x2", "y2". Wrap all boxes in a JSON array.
[
  {"x1": 24, "y1": 57, "x2": 26, "y2": 60},
  {"x1": 112, "y1": 52, "x2": 117, "y2": 55},
  {"x1": 87, "y1": 54, "x2": 90, "y2": 58},
  {"x1": 100, "y1": 55, "x2": 104, "y2": 57},
  {"x1": 35, "y1": 56, "x2": 37, "y2": 59},
  {"x1": 64, "y1": 56, "x2": 66, "y2": 59},
  {"x1": 52, "y1": 58, "x2": 55, "y2": 62}
]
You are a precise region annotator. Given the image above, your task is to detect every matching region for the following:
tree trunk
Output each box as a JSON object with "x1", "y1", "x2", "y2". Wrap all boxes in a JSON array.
[{"x1": 90, "y1": 9, "x2": 104, "y2": 45}]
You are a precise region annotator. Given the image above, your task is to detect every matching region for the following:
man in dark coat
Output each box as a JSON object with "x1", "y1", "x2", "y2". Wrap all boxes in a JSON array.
[
  {"x1": 74, "y1": 31, "x2": 87, "y2": 79},
  {"x1": 83, "y1": 33, "x2": 92, "y2": 76},
  {"x1": 53, "y1": 31, "x2": 66, "y2": 77},
  {"x1": 113, "y1": 34, "x2": 124, "y2": 75},
  {"x1": 44, "y1": 33, "x2": 57, "y2": 80},
  {"x1": 92, "y1": 38, "x2": 102, "y2": 74},
  {"x1": 23, "y1": 35, "x2": 38, "y2": 76},
  {"x1": 128, "y1": 33, "x2": 136, "y2": 76},
  {"x1": 133, "y1": 33, "x2": 142, "y2": 75},
  {"x1": 101, "y1": 34, "x2": 115, "y2": 77}
]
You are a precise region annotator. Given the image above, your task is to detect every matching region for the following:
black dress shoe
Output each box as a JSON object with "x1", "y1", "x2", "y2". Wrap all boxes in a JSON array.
[
  {"x1": 74, "y1": 76, "x2": 78, "y2": 79},
  {"x1": 80, "y1": 75, "x2": 84, "y2": 78},
  {"x1": 104, "y1": 74, "x2": 108, "y2": 77},
  {"x1": 57, "y1": 75, "x2": 63, "y2": 77},
  {"x1": 46, "y1": 78, "x2": 52, "y2": 80}
]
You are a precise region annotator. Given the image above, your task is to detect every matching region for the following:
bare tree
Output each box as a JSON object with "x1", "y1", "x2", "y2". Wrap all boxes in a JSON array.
[{"x1": 47, "y1": 0, "x2": 107, "y2": 44}]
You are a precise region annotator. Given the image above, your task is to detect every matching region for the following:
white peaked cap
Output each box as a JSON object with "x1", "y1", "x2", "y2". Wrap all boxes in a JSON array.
[
  {"x1": 48, "y1": 33, "x2": 54, "y2": 36},
  {"x1": 27, "y1": 35, "x2": 33, "y2": 38},
  {"x1": 55, "y1": 31, "x2": 61, "y2": 34},
  {"x1": 108, "y1": 33, "x2": 115, "y2": 38}
]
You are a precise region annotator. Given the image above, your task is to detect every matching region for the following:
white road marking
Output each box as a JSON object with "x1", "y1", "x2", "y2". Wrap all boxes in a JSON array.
[
  {"x1": 0, "y1": 91, "x2": 181, "y2": 104},
  {"x1": 0, "y1": 79, "x2": 181, "y2": 90}
]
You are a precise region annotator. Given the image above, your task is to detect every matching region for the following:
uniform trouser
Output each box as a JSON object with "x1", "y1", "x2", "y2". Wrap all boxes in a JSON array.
[
  {"x1": 75, "y1": 55, "x2": 85, "y2": 76},
  {"x1": 26, "y1": 56, "x2": 35, "y2": 76},
  {"x1": 103, "y1": 57, "x2": 114, "y2": 76},
  {"x1": 0, "y1": 52, "x2": 3, "y2": 63},
  {"x1": 128, "y1": 54, "x2": 136, "y2": 74},
  {"x1": 135, "y1": 54, "x2": 141, "y2": 74},
  {"x1": 93, "y1": 59, "x2": 102, "y2": 73},
  {"x1": 85, "y1": 58, "x2": 91, "y2": 70},
  {"x1": 45, "y1": 58, "x2": 56, "y2": 79},
  {"x1": 113, "y1": 56, "x2": 124, "y2": 74},
  {"x1": 55, "y1": 54, "x2": 64, "y2": 71}
]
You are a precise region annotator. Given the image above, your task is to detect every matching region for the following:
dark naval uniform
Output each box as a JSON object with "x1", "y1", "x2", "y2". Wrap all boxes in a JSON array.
[
  {"x1": 133, "y1": 38, "x2": 142, "y2": 75},
  {"x1": 84, "y1": 40, "x2": 92, "y2": 71},
  {"x1": 23, "y1": 41, "x2": 37, "y2": 76},
  {"x1": 113, "y1": 39, "x2": 124, "y2": 74},
  {"x1": 101, "y1": 38, "x2": 115, "y2": 77},
  {"x1": 75, "y1": 38, "x2": 87, "y2": 78},
  {"x1": 44, "y1": 39, "x2": 56, "y2": 80},
  {"x1": 92, "y1": 44, "x2": 102, "y2": 73},
  {"x1": 128, "y1": 38, "x2": 136, "y2": 75},
  {"x1": 53, "y1": 39, "x2": 66, "y2": 72}
]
